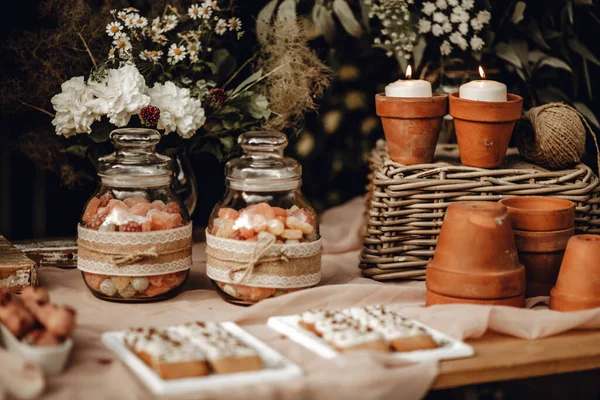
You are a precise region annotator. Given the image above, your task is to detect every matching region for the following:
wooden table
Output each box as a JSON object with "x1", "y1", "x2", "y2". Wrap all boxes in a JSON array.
[{"x1": 434, "y1": 329, "x2": 600, "y2": 389}]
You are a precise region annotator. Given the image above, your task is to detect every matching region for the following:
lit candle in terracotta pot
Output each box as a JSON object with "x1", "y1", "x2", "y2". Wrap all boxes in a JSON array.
[
  {"x1": 375, "y1": 66, "x2": 447, "y2": 165},
  {"x1": 385, "y1": 66, "x2": 433, "y2": 98},
  {"x1": 459, "y1": 66, "x2": 507, "y2": 102}
]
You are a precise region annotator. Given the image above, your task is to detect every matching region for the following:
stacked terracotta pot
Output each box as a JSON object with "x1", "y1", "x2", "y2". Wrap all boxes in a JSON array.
[
  {"x1": 426, "y1": 201, "x2": 526, "y2": 307},
  {"x1": 550, "y1": 234, "x2": 600, "y2": 311},
  {"x1": 499, "y1": 196, "x2": 575, "y2": 297}
]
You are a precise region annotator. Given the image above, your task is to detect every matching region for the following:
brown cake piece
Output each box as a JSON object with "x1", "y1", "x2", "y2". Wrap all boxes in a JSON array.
[
  {"x1": 0, "y1": 236, "x2": 39, "y2": 293},
  {"x1": 124, "y1": 328, "x2": 209, "y2": 380}
]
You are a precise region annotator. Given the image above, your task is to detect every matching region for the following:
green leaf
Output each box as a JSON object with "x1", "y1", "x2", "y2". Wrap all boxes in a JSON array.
[
  {"x1": 510, "y1": 39, "x2": 529, "y2": 74},
  {"x1": 245, "y1": 93, "x2": 271, "y2": 120},
  {"x1": 583, "y1": 58, "x2": 593, "y2": 100},
  {"x1": 568, "y1": 39, "x2": 600, "y2": 66},
  {"x1": 538, "y1": 56, "x2": 573, "y2": 73},
  {"x1": 526, "y1": 21, "x2": 551, "y2": 50},
  {"x1": 528, "y1": 49, "x2": 545, "y2": 64},
  {"x1": 229, "y1": 69, "x2": 263, "y2": 97},
  {"x1": 313, "y1": 3, "x2": 336, "y2": 42},
  {"x1": 495, "y1": 42, "x2": 523, "y2": 69},
  {"x1": 65, "y1": 145, "x2": 88, "y2": 158},
  {"x1": 212, "y1": 49, "x2": 236, "y2": 84},
  {"x1": 88, "y1": 122, "x2": 112, "y2": 143},
  {"x1": 537, "y1": 86, "x2": 570, "y2": 103},
  {"x1": 412, "y1": 37, "x2": 427, "y2": 72},
  {"x1": 567, "y1": 0, "x2": 574, "y2": 24},
  {"x1": 256, "y1": 0, "x2": 277, "y2": 44},
  {"x1": 219, "y1": 136, "x2": 236, "y2": 154},
  {"x1": 574, "y1": 102, "x2": 600, "y2": 129},
  {"x1": 511, "y1": 1, "x2": 526, "y2": 24},
  {"x1": 332, "y1": 0, "x2": 364, "y2": 38}
]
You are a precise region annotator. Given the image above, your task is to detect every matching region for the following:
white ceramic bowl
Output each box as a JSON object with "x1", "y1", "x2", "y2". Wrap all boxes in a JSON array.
[{"x1": 0, "y1": 324, "x2": 73, "y2": 376}]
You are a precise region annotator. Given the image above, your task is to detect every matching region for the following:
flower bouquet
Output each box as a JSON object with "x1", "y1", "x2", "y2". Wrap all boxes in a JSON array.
[{"x1": 51, "y1": 3, "x2": 272, "y2": 181}]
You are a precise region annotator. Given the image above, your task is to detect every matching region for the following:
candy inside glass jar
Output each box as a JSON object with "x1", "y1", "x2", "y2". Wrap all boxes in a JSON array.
[
  {"x1": 206, "y1": 131, "x2": 321, "y2": 305},
  {"x1": 77, "y1": 129, "x2": 192, "y2": 302}
]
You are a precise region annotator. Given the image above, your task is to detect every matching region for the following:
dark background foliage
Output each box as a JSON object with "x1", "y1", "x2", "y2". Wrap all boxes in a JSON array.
[{"x1": 1, "y1": 0, "x2": 599, "y2": 240}]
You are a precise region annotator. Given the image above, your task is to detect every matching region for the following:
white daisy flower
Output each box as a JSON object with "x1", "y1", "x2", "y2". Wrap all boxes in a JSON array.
[
  {"x1": 442, "y1": 21, "x2": 453, "y2": 33},
  {"x1": 440, "y1": 40, "x2": 452, "y2": 55},
  {"x1": 462, "y1": 0, "x2": 475, "y2": 10},
  {"x1": 214, "y1": 18, "x2": 227, "y2": 35},
  {"x1": 123, "y1": 14, "x2": 136, "y2": 28},
  {"x1": 203, "y1": 0, "x2": 219, "y2": 10},
  {"x1": 140, "y1": 49, "x2": 163, "y2": 62},
  {"x1": 422, "y1": 2, "x2": 436, "y2": 15},
  {"x1": 163, "y1": 15, "x2": 179, "y2": 31},
  {"x1": 470, "y1": 35, "x2": 484, "y2": 51},
  {"x1": 477, "y1": 10, "x2": 491, "y2": 24},
  {"x1": 433, "y1": 12, "x2": 447, "y2": 23},
  {"x1": 436, "y1": 0, "x2": 448, "y2": 10},
  {"x1": 108, "y1": 47, "x2": 116, "y2": 59},
  {"x1": 188, "y1": 4, "x2": 201, "y2": 20},
  {"x1": 431, "y1": 23, "x2": 444, "y2": 36},
  {"x1": 200, "y1": 4, "x2": 212, "y2": 19},
  {"x1": 228, "y1": 17, "x2": 242, "y2": 31},
  {"x1": 106, "y1": 22, "x2": 123, "y2": 37},
  {"x1": 110, "y1": 9, "x2": 116, "y2": 15},
  {"x1": 113, "y1": 35, "x2": 132, "y2": 56},
  {"x1": 125, "y1": 7, "x2": 139, "y2": 12},
  {"x1": 187, "y1": 42, "x2": 200, "y2": 58},
  {"x1": 167, "y1": 43, "x2": 187, "y2": 64},
  {"x1": 117, "y1": 10, "x2": 129, "y2": 20},
  {"x1": 132, "y1": 14, "x2": 148, "y2": 28},
  {"x1": 458, "y1": 22, "x2": 469, "y2": 35},
  {"x1": 418, "y1": 18, "x2": 432, "y2": 33}
]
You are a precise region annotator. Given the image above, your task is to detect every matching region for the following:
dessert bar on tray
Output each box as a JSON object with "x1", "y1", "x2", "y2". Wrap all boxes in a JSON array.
[
  {"x1": 268, "y1": 305, "x2": 474, "y2": 361},
  {"x1": 102, "y1": 321, "x2": 301, "y2": 396}
]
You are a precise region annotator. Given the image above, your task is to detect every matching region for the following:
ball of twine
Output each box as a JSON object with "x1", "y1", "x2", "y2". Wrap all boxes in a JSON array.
[{"x1": 516, "y1": 102, "x2": 599, "y2": 170}]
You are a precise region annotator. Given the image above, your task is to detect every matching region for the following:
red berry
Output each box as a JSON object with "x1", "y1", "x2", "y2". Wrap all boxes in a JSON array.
[
  {"x1": 119, "y1": 221, "x2": 143, "y2": 232},
  {"x1": 164, "y1": 201, "x2": 181, "y2": 215},
  {"x1": 88, "y1": 212, "x2": 106, "y2": 230}
]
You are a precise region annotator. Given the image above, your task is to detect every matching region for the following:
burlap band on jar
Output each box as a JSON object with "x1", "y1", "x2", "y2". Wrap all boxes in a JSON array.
[
  {"x1": 205, "y1": 231, "x2": 322, "y2": 289},
  {"x1": 77, "y1": 224, "x2": 193, "y2": 276}
]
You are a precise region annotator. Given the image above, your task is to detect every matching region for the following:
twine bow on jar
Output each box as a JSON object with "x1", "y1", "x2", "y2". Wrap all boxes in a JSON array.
[
  {"x1": 110, "y1": 247, "x2": 159, "y2": 266},
  {"x1": 227, "y1": 234, "x2": 292, "y2": 284}
]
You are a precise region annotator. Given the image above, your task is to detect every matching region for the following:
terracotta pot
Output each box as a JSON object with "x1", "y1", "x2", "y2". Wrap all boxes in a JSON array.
[
  {"x1": 498, "y1": 196, "x2": 575, "y2": 232},
  {"x1": 449, "y1": 92, "x2": 523, "y2": 168},
  {"x1": 550, "y1": 234, "x2": 600, "y2": 311},
  {"x1": 375, "y1": 94, "x2": 448, "y2": 165},
  {"x1": 514, "y1": 228, "x2": 573, "y2": 297},
  {"x1": 426, "y1": 289, "x2": 525, "y2": 307},
  {"x1": 426, "y1": 201, "x2": 526, "y2": 300},
  {"x1": 513, "y1": 228, "x2": 574, "y2": 253}
]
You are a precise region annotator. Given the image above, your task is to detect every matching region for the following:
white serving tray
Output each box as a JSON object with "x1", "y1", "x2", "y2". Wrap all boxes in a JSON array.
[
  {"x1": 267, "y1": 314, "x2": 474, "y2": 362},
  {"x1": 0, "y1": 324, "x2": 73, "y2": 376},
  {"x1": 102, "y1": 322, "x2": 302, "y2": 396}
]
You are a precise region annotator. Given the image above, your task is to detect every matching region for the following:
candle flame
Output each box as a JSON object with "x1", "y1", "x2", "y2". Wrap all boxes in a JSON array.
[
  {"x1": 479, "y1": 66, "x2": 486, "y2": 80},
  {"x1": 405, "y1": 65, "x2": 412, "y2": 79}
]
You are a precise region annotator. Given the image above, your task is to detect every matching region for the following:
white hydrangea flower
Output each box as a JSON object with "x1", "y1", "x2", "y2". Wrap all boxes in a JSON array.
[
  {"x1": 450, "y1": 6, "x2": 469, "y2": 23},
  {"x1": 418, "y1": 18, "x2": 432, "y2": 33},
  {"x1": 86, "y1": 64, "x2": 150, "y2": 127},
  {"x1": 51, "y1": 76, "x2": 98, "y2": 137},
  {"x1": 448, "y1": 0, "x2": 459, "y2": 5},
  {"x1": 440, "y1": 40, "x2": 452, "y2": 55},
  {"x1": 471, "y1": 18, "x2": 483, "y2": 31},
  {"x1": 462, "y1": 0, "x2": 475, "y2": 10},
  {"x1": 433, "y1": 12, "x2": 447, "y2": 23},
  {"x1": 215, "y1": 18, "x2": 227, "y2": 35},
  {"x1": 470, "y1": 35, "x2": 484, "y2": 51},
  {"x1": 167, "y1": 44, "x2": 187, "y2": 64},
  {"x1": 147, "y1": 81, "x2": 206, "y2": 138},
  {"x1": 477, "y1": 10, "x2": 491, "y2": 24},
  {"x1": 449, "y1": 32, "x2": 468, "y2": 50},
  {"x1": 436, "y1": 0, "x2": 448, "y2": 10},
  {"x1": 442, "y1": 21, "x2": 453, "y2": 33},
  {"x1": 431, "y1": 23, "x2": 444, "y2": 36},
  {"x1": 458, "y1": 22, "x2": 469, "y2": 35},
  {"x1": 422, "y1": 2, "x2": 436, "y2": 16}
]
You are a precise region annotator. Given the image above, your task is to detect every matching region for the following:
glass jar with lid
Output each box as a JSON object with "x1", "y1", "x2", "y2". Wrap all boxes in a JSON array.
[
  {"x1": 77, "y1": 128, "x2": 192, "y2": 302},
  {"x1": 206, "y1": 131, "x2": 321, "y2": 305}
]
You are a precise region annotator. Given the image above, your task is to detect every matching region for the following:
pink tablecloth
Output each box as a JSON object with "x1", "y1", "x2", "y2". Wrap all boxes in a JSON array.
[{"x1": 3, "y1": 197, "x2": 600, "y2": 400}]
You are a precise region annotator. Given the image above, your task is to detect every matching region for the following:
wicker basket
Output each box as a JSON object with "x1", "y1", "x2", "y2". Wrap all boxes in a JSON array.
[{"x1": 360, "y1": 140, "x2": 600, "y2": 282}]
